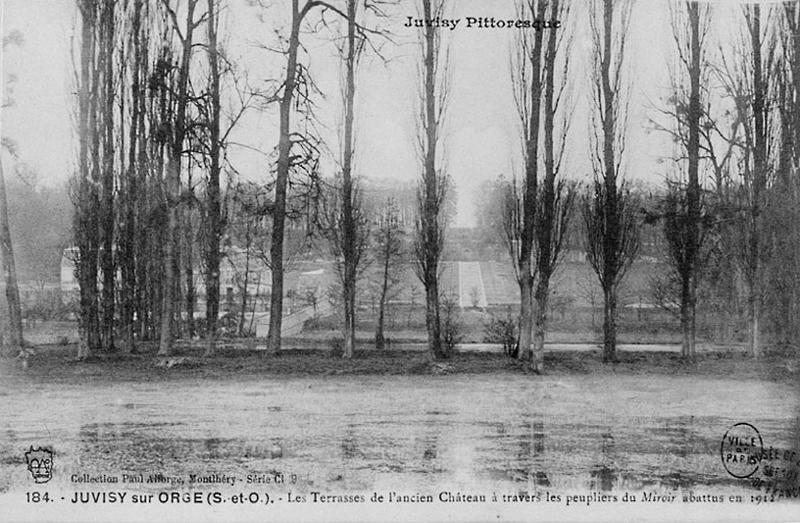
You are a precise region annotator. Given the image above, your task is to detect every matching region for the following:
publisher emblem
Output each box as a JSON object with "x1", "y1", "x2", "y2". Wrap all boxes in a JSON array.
[{"x1": 25, "y1": 446, "x2": 53, "y2": 483}]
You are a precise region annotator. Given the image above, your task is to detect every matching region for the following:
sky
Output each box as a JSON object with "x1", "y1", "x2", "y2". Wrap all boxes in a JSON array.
[{"x1": 1, "y1": 0, "x2": 749, "y2": 227}]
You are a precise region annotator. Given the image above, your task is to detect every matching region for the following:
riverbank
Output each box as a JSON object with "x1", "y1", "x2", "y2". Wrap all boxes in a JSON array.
[{"x1": 1, "y1": 343, "x2": 797, "y2": 384}]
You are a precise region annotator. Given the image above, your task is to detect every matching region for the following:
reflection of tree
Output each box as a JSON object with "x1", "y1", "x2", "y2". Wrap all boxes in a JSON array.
[
  {"x1": 340, "y1": 425, "x2": 359, "y2": 461},
  {"x1": 590, "y1": 431, "x2": 617, "y2": 492},
  {"x1": 419, "y1": 411, "x2": 441, "y2": 471},
  {"x1": 516, "y1": 416, "x2": 550, "y2": 487},
  {"x1": 422, "y1": 437, "x2": 438, "y2": 461}
]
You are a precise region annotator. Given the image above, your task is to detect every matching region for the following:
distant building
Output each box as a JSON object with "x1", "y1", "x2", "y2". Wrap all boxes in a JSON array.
[
  {"x1": 361, "y1": 178, "x2": 417, "y2": 230},
  {"x1": 59, "y1": 246, "x2": 271, "y2": 298},
  {"x1": 58, "y1": 247, "x2": 334, "y2": 314}
]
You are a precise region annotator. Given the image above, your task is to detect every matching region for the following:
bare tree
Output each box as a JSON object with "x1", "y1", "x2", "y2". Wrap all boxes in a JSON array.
[
  {"x1": 694, "y1": 69, "x2": 742, "y2": 344},
  {"x1": 73, "y1": 0, "x2": 102, "y2": 360},
  {"x1": 157, "y1": 0, "x2": 206, "y2": 356},
  {"x1": 338, "y1": 0, "x2": 360, "y2": 359},
  {"x1": 224, "y1": 181, "x2": 267, "y2": 336},
  {"x1": 204, "y1": 0, "x2": 223, "y2": 355},
  {"x1": 678, "y1": 2, "x2": 705, "y2": 359},
  {"x1": 317, "y1": 175, "x2": 370, "y2": 357},
  {"x1": 583, "y1": 0, "x2": 639, "y2": 363},
  {"x1": 262, "y1": 0, "x2": 358, "y2": 352},
  {"x1": 505, "y1": 0, "x2": 575, "y2": 371},
  {"x1": 767, "y1": 2, "x2": 800, "y2": 347},
  {"x1": 117, "y1": 0, "x2": 149, "y2": 353},
  {"x1": 264, "y1": 0, "x2": 306, "y2": 353},
  {"x1": 508, "y1": 0, "x2": 546, "y2": 363},
  {"x1": 715, "y1": 4, "x2": 778, "y2": 357},
  {"x1": 657, "y1": 178, "x2": 713, "y2": 356},
  {"x1": 0, "y1": 159, "x2": 22, "y2": 356},
  {"x1": 373, "y1": 197, "x2": 404, "y2": 349},
  {"x1": 651, "y1": 1, "x2": 712, "y2": 358},
  {"x1": 413, "y1": 0, "x2": 451, "y2": 360},
  {"x1": 69, "y1": 0, "x2": 225, "y2": 358},
  {"x1": 232, "y1": 223, "x2": 255, "y2": 337},
  {"x1": 230, "y1": 179, "x2": 313, "y2": 326},
  {"x1": 322, "y1": 0, "x2": 392, "y2": 358},
  {"x1": 315, "y1": 0, "x2": 395, "y2": 358},
  {"x1": 192, "y1": 0, "x2": 254, "y2": 355},
  {"x1": 0, "y1": 28, "x2": 24, "y2": 355},
  {"x1": 531, "y1": 0, "x2": 576, "y2": 372},
  {"x1": 582, "y1": 180, "x2": 640, "y2": 363},
  {"x1": 97, "y1": 0, "x2": 117, "y2": 352}
]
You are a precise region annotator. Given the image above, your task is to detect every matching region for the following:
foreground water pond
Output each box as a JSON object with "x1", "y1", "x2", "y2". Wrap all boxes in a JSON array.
[{"x1": 0, "y1": 373, "x2": 797, "y2": 497}]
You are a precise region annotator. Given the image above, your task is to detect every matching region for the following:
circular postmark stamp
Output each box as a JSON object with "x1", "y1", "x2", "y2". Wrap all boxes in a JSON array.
[{"x1": 720, "y1": 422, "x2": 763, "y2": 479}]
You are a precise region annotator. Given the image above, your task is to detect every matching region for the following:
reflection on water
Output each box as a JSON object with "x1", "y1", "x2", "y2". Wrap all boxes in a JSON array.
[
  {"x1": 0, "y1": 375, "x2": 793, "y2": 494},
  {"x1": 590, "y1": 432, "x2": 617, "y2": 491}
]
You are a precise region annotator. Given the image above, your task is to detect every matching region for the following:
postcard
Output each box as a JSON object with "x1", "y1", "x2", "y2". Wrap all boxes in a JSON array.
[{"x1": 1, "y1": 0, "x2": 798, "y2": 521}]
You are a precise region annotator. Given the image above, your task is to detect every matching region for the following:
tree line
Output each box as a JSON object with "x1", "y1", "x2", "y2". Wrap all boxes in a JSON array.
[
  {"x1": 0, "y1": 0, "x2": 798, "y2": 372},
  {"x1": 66, "y1": 0, "x2": 408, "y2": 359},
  {"x1": 481, "y1": 0, "x2": 800, "y2": 369}
]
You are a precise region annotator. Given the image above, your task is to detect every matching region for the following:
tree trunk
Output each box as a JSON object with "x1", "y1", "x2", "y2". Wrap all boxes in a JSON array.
[
  {"x1": 239, "y1": 228, "x2": 251, "y2": 336},
  {"x1": 602, "y1": 287, "x2": 617, "y2": 362},
  {"x1": 375, "y1": 250, "x2": 390, "y2": 349},
  {"x1": 158, "y1": 0, "x2": 197, "y2": 356},
  {"x1": 749, "y1": 294, "x2": 761, "y2": 358},
  {"x1": 375, "y1": 302, "x2": 386, "y2": 349},
  {"x1": 133, "y1": 2, "x2": 150, "y2": 345},
  {"x1": 530, "y1": 0, "x2": 563, "y2": 373},
  {"x1": 517, "y1": 278, "x2": 533, "y2": 361},
  {"x1": 75, "y1": 0, "x2": 101, "y2": 360},
  {"x1": 418, "y1": 0, "x2": 446, "y2": 360},
  {"x1": 424, "y1": 273, "x2": 442, "y2": 359},
  {"x1": 340, "y1": 0, "x2": 358, "y2": 359},
  {"x1": 267, "y1": 0, "x2": 302, "y2": 353},
  {"x1": 158, "y1": 157, "x2": 180, "y2": 356},
  {"x1": 516, "y1": 0, "x2": 546, "y2": 361},
  {"x1": 118, "y1": 0, "x2": 144, "y2": 355},
  {"x1": 599, "y1": 0, "x2": 622, "y2": 364},
  {"x1": 184, "y1": 208, "x2": 195, "y2": 338},
  {"x1": 0, "y1": 159, "x2": 23, "y2": 354},
  {"x1": 343, "y1": 279, "x2": 355, "y2": 357},
  {"x1": 680, "y1": 279, "x2": 691, "y2": 358},
  {"x1": 173, "y1": 221, "x2": 184, "y2": 339},
  {"x1": 532, "y1": 275, "x2": 549, "y2": 373},
  {"x1": 683, "y1": 0, "x2": 702, "y2": 361},
  {"x1": 205, "y1": 0, "x2": 221, "y2": 357},
  {"x1": 689, "y1": 295, "x2": 697, "y2": 358},
  {"x1": 99, "y1": 0, "x2": 116, "y2": 352},
  {"x1": 748, "y1": 4, "x2": 765, "y2": 359}
]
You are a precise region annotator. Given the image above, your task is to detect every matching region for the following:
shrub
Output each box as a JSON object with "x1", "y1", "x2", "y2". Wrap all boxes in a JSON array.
[
  {"x1": 440, "y1": 294, "x2": 462, "y2": 358},
  {"x1": 218, "y1": 313, "x2": 240, "y2": 337},
  {"x1": 484, "y1": 313, "x2": 518, "y2": 358},
  {"x1": 330, "y1": 337, "x2": 344, "y2": 357}
]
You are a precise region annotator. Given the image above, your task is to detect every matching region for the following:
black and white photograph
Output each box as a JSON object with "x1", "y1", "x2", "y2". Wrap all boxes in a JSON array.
[{"x1": 0, "y1": 0, "x2": 799, "y2": 521}]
